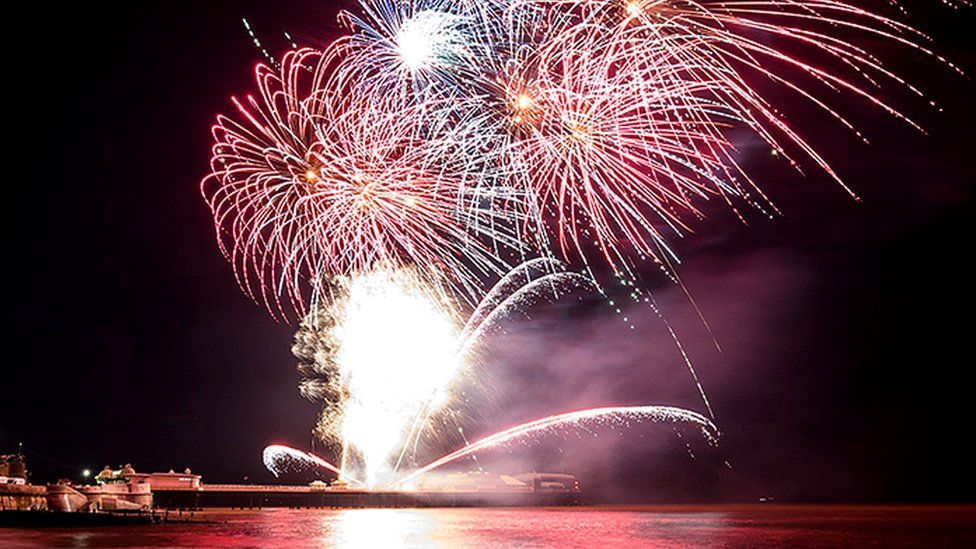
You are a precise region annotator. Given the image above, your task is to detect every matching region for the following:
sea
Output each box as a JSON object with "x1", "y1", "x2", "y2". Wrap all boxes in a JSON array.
[{"x1": 2, "y1": 505, "x2": 974, "y2": 548}]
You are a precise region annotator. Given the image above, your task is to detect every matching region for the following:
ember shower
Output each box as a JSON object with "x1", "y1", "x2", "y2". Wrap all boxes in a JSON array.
[{"x1": 202, "y1": 0, "x2": 958, "y2": 487}]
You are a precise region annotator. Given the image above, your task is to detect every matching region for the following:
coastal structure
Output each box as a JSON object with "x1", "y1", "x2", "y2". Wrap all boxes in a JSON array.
[
  {"x1": 46, "y1": 464, "x2": 152, "y2": 513},
  {"x1": 2, "y1": 451, "x2": 580, "y2": 512},
  {"x1": 1, "y1": 451, "x2": 45, "y2": 511},
  {"x1": 150, "y1": 470, "x2": 580, "y2": 509}
]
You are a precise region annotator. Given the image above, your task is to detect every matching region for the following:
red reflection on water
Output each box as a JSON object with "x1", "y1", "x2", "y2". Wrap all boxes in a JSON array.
[{"x1": 1, "y1": 506, "x2": 974, "y2": 548}]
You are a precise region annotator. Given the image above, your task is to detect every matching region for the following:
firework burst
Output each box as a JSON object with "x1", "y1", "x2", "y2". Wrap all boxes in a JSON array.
[
  {"x1": 292, "y1": 261, "x2": 591, "y2": 486},
  {"x1": 206, "y1": 0, "x2": 958, "y2": 314},
  {"x1": 204, "y1": 48, "x2": 524, "y2": 319},
  {"x1": 204, "y1": 0, "x2": 962, "y2": 486}
]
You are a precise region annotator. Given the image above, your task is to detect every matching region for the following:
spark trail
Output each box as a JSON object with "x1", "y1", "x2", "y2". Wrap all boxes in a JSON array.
[
  {"x1": 394, "y1": 405, "x2": 719, "y2": 487},
  {"x1": 263, "y1": 444, "x2": 362, "y2": 486},
  {"x1": 263, "y1": 404, "x2": 717, "y2": 488}
]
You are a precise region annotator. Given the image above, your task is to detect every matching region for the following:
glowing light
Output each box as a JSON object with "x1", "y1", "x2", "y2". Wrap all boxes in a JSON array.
[
  {"x1": 335, "y1": 269, "x2": 461, "y2": 487},
  {"x1": 394, "y1": 11, "x2": 462, "y2": 72},
  {"x1": 333, "y1": 509, "x2": 444, "y2": 548},
  {"x1": 293, "y1": 260, "x2": 591, "y2": 487}
]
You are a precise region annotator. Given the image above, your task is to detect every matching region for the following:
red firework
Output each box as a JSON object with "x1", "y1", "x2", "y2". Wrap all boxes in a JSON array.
[
  {"x1": 204, "y1": 0, "x2": 962, "y2": 316},
  {"x1": 204, "y1": 48, "x2": 514, "y2": 319}
]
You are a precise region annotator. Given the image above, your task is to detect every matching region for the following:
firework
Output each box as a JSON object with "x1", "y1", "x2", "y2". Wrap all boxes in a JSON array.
[
  {"x1": 292, "y1": 261, "x2": 590, "y2": 487},
  {"x1": 395, "y1": 405, "x2": 719, "y2": 487},
  {"x1": 322, "y1": 0, "x2": 956, "y2": 275},
  {"x1": 206, "y1": 0, "x2": 954, "y2": 309},
  {"x1": 264, "y1": 406, "x2": 718, "y2": 488},
  {"x1": 203, "y1": 0, "x2": 961, "y2": 488},
  {"x1": 263, "y1": 444, "x2": 358, "y2": 485},
  {"x1": 335, "y1": 0, "x2": 481, "y2": 100},
  {"x1": 262, "y1": 404, "x2": 717, "y2": 486},
  {"x1": 203, "y1": 47, "x2": 524, "y2": 320}
]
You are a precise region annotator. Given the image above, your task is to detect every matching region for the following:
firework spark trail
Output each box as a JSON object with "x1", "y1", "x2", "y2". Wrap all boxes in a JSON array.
[
  {"x1": 394, "y1": 259, "x2": 593, "y2": 475},
  {"x1": 263, "y1": 444, "x2": 363, "y2": 486},
  {"x1": 518, "y1": 0, "x2": 960, "y2": 187},
  {"x1": 458, "y1": 259, "x2": 593, "y2": 356},
  {"x1": 393, "y1": 405, "x2": 719, "y2": 487},
  {"x1": 490, "y1": 0, "x2": 932, "y2": 272},
  {"x1": 460, "y1": 257, "x2": 568, "y2": 341}
]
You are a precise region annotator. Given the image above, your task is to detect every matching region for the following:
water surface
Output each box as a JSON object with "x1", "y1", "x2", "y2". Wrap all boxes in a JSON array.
[{"x1": 2, "y1": 505, "x2": 973, "y2": 547}]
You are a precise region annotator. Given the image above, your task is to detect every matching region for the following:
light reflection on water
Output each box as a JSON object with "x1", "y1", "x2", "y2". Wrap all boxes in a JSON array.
[
  {"x1": 1, "y1": 506, "x2": 973, "y2": 548},
  {"x1": 332, "y1": 509, "x2": 448, "y2": 548}
]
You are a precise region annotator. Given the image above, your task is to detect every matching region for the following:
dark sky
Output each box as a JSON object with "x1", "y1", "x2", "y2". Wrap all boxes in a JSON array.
[{"x1": 3, "y1": 1, "x2": 974, "y2": 503}]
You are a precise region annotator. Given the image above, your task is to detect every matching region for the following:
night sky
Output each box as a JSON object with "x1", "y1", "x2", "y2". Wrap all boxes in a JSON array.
[{"x1": 3, "y1": 1, "x2": 974, "y2": 503}]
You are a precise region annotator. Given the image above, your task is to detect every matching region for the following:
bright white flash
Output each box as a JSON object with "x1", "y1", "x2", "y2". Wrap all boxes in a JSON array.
[
  {"x1": 394, "y1": 10, "x2": 465, "y2": 72},
  {"x1": 335, "y1": 269, "x2": 461, "y2": 487}
]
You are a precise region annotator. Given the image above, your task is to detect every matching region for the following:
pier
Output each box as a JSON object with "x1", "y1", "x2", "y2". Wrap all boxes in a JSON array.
[{"x1": 151, "y1": 483, "x2": 579, "y2": 509}]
